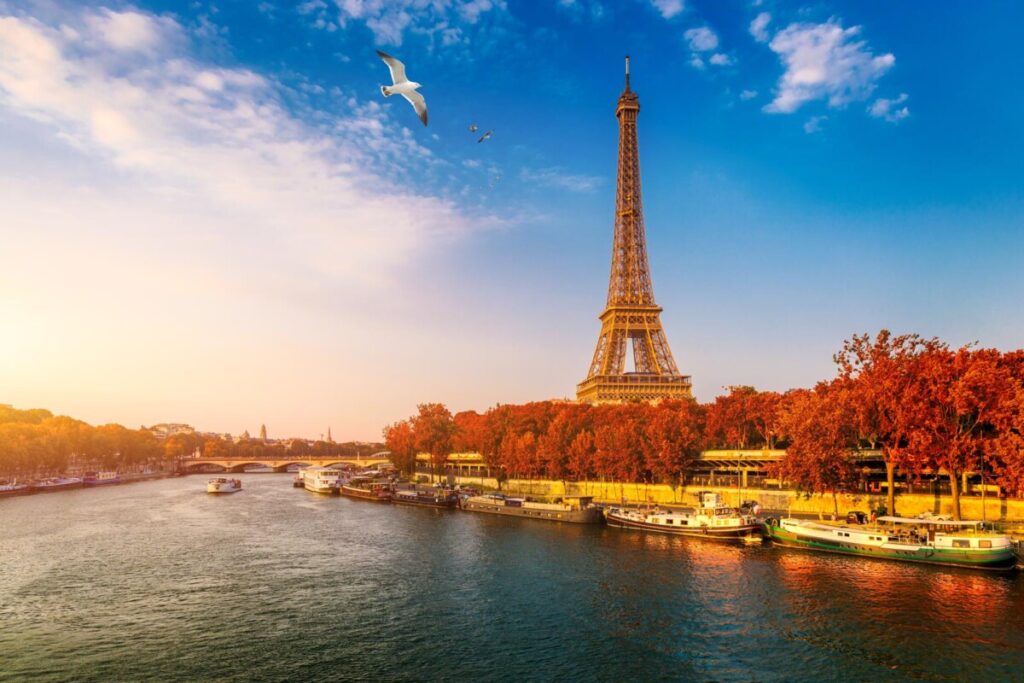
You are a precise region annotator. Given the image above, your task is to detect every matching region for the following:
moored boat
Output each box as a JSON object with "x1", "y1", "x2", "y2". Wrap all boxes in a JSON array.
[
  {"x1": 340, "y1": 478, "x2": 393, "y2": 502},
  {"x1": 303, "y1": 467, "x2": 342, "y2": 495},
  {"x1": 33, "y1": 477, "x2": 84, "y2": 492},
  {"x1": 83, "y1": 471, "x2": 121, "y2": 486},
  {"x1": 392, "y1": 487, "x2": 459, "y2": 508},
  {"x1": 207, "y1": 477, "x2": 242, "y2": 494},
  {"x1": 764, "y1": 516, "x2": 1018, "y2": 571},
  {"x1": 0, "y1": 482, "x2": 32, "y2": 497},
  {"x1": 461, "y1": 493, "x2": 604, "y2": 524},
  {"x1": 604, "y1": 492, "x2": 760, "y2": 540}
]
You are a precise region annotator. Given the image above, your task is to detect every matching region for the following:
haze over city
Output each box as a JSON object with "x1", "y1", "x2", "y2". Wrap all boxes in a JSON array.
[{"x1": 2, "y1": 0, "x2": 1022, "y2": 439}]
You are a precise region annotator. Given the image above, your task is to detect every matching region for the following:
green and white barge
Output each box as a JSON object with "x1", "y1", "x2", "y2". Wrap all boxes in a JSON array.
[{"x1": 764, "y1": 516, "x2": 1018, "y2": 571}]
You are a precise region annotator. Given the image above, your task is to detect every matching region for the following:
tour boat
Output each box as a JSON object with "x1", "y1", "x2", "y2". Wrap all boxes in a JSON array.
[
  {"x1": 83, "y1": 471, "x2": 121, "y2": 486},
  {"x1": 0, "y1": 482, "x2": 32, "y2": 497},
  {"x1": 764, "y1": 516, "x2": 1019, "y2": 571},
  {"x1": 303, "y1": 467, "x2": 342, "y2": 495},
  {"x1": 461, "y1": 493, "x2": 604, "y2": 524},
  {"x1": 340, "y1": 479, "x2": 394, "y2": 502},
  {"x1": 604, "y1": 492, "x2": 760, "y2": 540},
  {"x1": 392, "y1": 488, "x2": 459, "y2": 509},
  {"x1": 33, "y1": 477, "x2": 84, "y2": 492},
  {"x1": 206, "y1": 478, "x2": 242, "y2": 494}
]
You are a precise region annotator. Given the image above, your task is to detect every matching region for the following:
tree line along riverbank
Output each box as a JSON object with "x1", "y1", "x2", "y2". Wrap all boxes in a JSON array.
[{"x1": 386, "y1": 330, "x2": 1024, "y2": 521}]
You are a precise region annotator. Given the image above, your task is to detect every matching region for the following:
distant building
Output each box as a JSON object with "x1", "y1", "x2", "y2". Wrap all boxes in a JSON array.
[{"x1": 259, "y1": 424, "x2": 267, "y2": 441}]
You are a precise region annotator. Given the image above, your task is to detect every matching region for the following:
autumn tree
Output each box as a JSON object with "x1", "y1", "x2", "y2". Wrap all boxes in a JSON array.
[
  {"x1": 412, "y1": 403, "x2": 455, "y2": 478},
  {"x1": 383, "y1": 420, "x2": 417, "y2": 475},
  {"x1": 775, "y1": 382, "x2": 860, "y2": 518},
  {"x1": 902, "y1": 347, "x2": 1022, "y2": 519},
  {"x1": 834, "y1": 330, "x2": 944, "y2": 516}
]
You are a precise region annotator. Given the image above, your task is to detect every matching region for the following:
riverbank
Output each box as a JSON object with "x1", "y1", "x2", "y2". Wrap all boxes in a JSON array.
[{"x1": 418, "y1": 473, "x2": 1024, "y2": 524}]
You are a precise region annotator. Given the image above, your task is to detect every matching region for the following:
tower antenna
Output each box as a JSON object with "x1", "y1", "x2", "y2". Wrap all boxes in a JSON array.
[{"x1": 624, "y1": 55, "x2": 631, "y2": 91}]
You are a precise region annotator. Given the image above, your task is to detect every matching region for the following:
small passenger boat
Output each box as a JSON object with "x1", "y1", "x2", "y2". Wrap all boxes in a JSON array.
[
  {"x1": 303, "y1": 467, "x2": 342, "y2": 495},
  {"x1": 604, "y1": 492, "x2": 760, "y2": 540},
  {"x1": 764, "y1": 516, "x2": 1018, "y2": 571},
  {"x1": 33, "y1": 477, "x2": 84, "y2": 492},
  {"x1": 207, "y1": 477, "x2": 242, "y2": 494},
  {"x1": 340, "y1": 479, "x2": 393, "y2": 502},
  {"x1": 83, "y1": 471, "x2": 121, "y2": 486},
  {"x1": 392, "y1": 487, "x2": 459, "y2": 508},
  {"x1": 461, "y1": 493, "x2": 604, "y2": 524},
  {"x1": 0, "y1": 482, "x2": 32, "y2": 497}
]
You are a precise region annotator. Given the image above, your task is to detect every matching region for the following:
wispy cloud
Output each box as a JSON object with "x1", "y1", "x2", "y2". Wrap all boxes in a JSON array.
[
  {"x1": 740, "y1": 89, "x2": 758, "y2": 100},
  {"x1": 649, "y1": 0, "x2": 684, "y2": 20},
  {"x1": 0, "y1": 6, "x2": 480, "y2": 287},
  {"x1": 302, "y1": 0, "x2": 507, "y2": 46},
  {"x1": 684, "y1": 25, "x2": 718, "y2": 52},
  {"x1": 749, "y1": 11, "x2": 770, "y2": 43},
  {"x1": 519, "y1": 167, "x2": 602, "y2": 193},
  {"x1": 869, "y1": 93, "x2": 910, "y2": 123},
  {"x1": 803, "y1": 115, "x2": 827, "y2": 134},
  {"x1": 763, "y1": 19, "x2": 897, "y2": 115}
]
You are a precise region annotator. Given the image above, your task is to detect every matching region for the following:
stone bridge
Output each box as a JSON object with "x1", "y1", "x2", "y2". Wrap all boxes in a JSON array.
[{"x1": 182, "y1": 452, "x2": 392, "y2": 473}]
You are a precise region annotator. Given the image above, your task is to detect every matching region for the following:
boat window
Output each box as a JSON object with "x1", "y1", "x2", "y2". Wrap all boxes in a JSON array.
[
  {"x1": 952, "y1": 539, "x2": 971, "y2": 549},
  {"x1": 979, "y1": 540, "x2": 992, "y2": 549}
]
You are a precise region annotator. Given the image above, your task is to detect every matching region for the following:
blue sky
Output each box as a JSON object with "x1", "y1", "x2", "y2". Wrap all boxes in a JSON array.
[{"x1": 1, "y1": 0, "x2": 1022, "y2": 439}]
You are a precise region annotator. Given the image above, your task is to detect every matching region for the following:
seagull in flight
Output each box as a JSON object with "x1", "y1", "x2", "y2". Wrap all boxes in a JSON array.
[
  {"x1": 477, "y1": 129, "x2": 494, "y2": 143},
  {"x1": 468, "y1": 123, "x2": 478, "y2": 133},
  {"x1": 376, "y1": 49, "x2": 427, "y2": 126}
]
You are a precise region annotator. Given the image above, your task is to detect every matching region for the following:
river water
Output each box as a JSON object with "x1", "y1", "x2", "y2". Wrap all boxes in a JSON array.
[{"x1": 1, "y1": 475, "x2": 1022, "y2": 682}]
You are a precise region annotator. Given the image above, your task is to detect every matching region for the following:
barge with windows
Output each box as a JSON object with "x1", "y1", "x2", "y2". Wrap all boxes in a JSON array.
[
  {"x1": 604, "y1": 492, "x2": 760, "y2": 540},
  {"x1": 340, "y1": 479, "x2": 394, "y2": 503},
  {"x1": 392, "y1": 487, "x2": 459, "y2": 509},
  {"x1": 460, "y1": 493, "x2": 604, "y2": 524},
  {"x1": 764, "y1": 516, "x2": 1018, "y2": 571},
  {"x1": 303, "y1": 467, "x2": 343, "y2": 495}
]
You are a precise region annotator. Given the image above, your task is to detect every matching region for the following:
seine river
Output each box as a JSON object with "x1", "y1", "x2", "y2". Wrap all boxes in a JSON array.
[{"x1": 2, "y1": 475, "x2": 1023, "y2": 682}]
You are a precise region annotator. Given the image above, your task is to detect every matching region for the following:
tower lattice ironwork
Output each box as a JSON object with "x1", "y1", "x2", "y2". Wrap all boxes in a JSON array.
[{"x1": 576, "y1": 57, "x2": 692, "y2": 404}]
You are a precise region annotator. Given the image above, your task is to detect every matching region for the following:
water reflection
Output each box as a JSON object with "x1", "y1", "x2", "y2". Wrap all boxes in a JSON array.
[{"x1": 0, "y1": 476, "x2": 1021, "y2": 683}]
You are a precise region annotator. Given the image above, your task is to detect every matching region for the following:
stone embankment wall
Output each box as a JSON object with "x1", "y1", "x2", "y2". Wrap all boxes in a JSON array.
[{"x1": 424, "y1": 473, "x2": 1024, "y2": 523}]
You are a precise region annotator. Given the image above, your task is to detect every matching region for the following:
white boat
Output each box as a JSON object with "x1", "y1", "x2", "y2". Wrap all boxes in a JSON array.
[
  {"x1": 83, "y1": 471, "x2": 121, "y2": 486},
  {"x1": 764, "y1": 516, "x2": 1018, "y2": 571},
  {"x1": 303, "y1": 467, "x2": 342, "y2": 495},
  {"x1": 207, "y1": 477, "x2": 242, "y2": 494},
  {"x1": 605, "y1": 492, "x2": 760, "y2": 540},
  {"x1": 0, "y1": 482, "x2": 32, "y2": 497},
  {"x1": 33, "y1": 477, "x2": 84, "y2": 492}
]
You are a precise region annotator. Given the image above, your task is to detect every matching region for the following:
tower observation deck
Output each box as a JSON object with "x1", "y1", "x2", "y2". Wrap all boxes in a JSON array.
[{"x1": 576, "y1": 57, "x2": 692, "y2": 404}]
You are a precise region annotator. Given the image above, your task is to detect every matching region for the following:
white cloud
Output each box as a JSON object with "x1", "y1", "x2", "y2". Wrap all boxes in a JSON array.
[
  {"x1": 764, "y1": 19, "x2": 896, "y2": 114},
  {"x1": 709, "y1": 53, "x2": 732, "y2": 66},
  {"x1": 869, "y1": 93, "x2": 910, "y2": 123},
  {"x1": 86, "y1": 8, "x2": 178, "y2": 52},
  {"x1": 803, "y1": 115, "x2": 827, "y2": 134},
  {"x1": 325, "y1": 0, "x2": 507, "y2": 46},
  {"x1": 740, "y1": 89, "x2": 758, "y2": 100},
  {"x1": 684, "y1": 25, "x2": 718, "y2": 52},
  {"x1": 0, "y1": 8, "x2": 479, "y2": 288},
  {"x1": 689, "y1": 54, "x2": 705, "y2": 71},
  {"x1": 519, "y1": 167, "x2": 601, "y2": 193},
  {"x1": 649, "y1": 0, "x2": 684, "y2": 19},
  {"x1": 749, "y1": 12, "x2": 770, "y2": 43}
]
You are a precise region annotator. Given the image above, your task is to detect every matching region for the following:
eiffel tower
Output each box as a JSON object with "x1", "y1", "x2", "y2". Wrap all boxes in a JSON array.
[{"x1": 576, "y1": 57, "x2": 692, "y2": 404}]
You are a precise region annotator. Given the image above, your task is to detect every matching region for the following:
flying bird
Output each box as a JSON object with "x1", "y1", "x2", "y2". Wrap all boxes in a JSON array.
[
  {"x1": 468, "y1": 123, "x2": 478, "y2": 133},
  {"x1": 376, "y1": 49, "x2": 427, "y2": 126},
  {"x1": 477, "y1": 129, "x2": 494, "y2": 143}
]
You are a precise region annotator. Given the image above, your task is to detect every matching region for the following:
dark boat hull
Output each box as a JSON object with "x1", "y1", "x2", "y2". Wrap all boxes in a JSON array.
[
  {"x1": 392, "y1": 495, "x2": 458, "y2": 509},
  {"x1": 461, "y1": 499, "x2": 604, "y2": 524},
  {"x1": 340, "y1": 486, "x2": 392, "y2": 503},
  {"x1": 765, "y1": 522, "x2": 1019, "y2": 572},
  {"x1": 606, "y1": 513, "x2": 760, "y2": 539}
]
